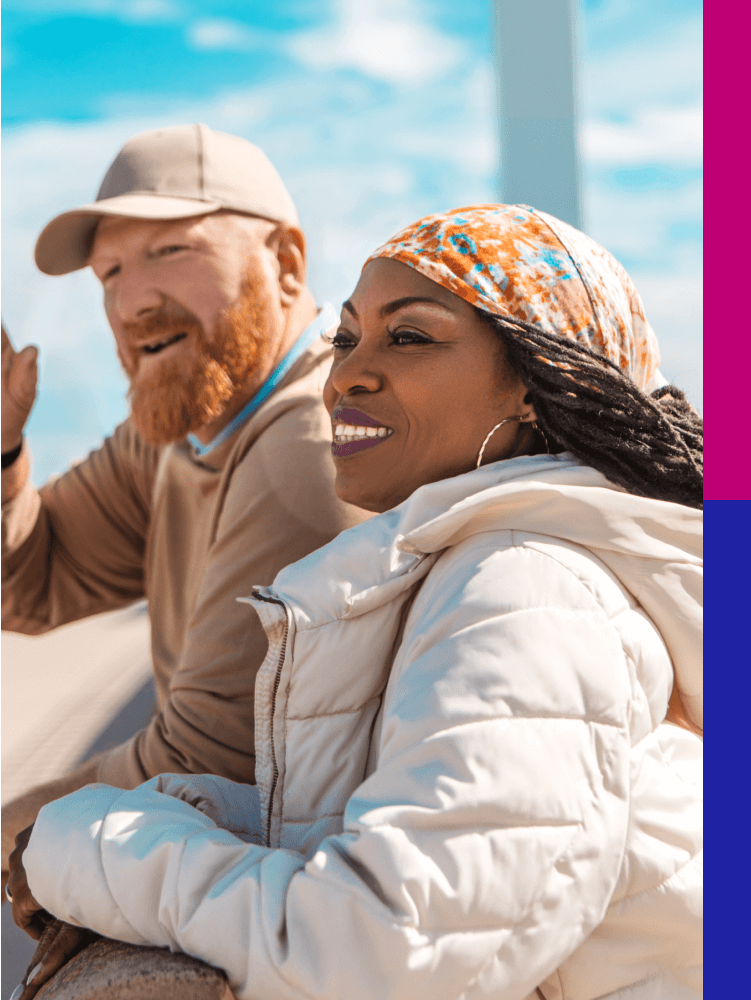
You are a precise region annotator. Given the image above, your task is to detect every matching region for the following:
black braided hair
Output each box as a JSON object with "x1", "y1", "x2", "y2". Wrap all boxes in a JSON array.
[{"x1": 478, "y1": 310, "x2": 703, "y2": 509}]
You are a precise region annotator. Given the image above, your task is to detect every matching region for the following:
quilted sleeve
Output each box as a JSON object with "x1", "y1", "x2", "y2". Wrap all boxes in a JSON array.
[{"x1": 25, "y1": 538, "x2": 632, "y2": 1000}]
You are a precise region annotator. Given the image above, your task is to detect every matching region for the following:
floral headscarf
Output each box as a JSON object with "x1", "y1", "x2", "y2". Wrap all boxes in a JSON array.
[{"x1": 366, "y1": 204, "x2": 662, "y2": 392}]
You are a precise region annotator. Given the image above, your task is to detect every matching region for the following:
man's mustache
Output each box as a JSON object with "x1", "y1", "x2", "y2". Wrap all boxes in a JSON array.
[{"x1": 121, "y1": 305, "x2": 205, "y2": 347}]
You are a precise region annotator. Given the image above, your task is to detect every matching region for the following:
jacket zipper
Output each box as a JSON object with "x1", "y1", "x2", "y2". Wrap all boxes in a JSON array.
[{"x1": 252, "y1": 593, "x2": 290, "y2": 847}]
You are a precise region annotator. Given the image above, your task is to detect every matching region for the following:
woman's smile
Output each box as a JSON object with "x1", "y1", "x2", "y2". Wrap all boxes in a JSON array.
[
  {"x1": 324, "y1": 258, "x2": 534, "y2": 513},
  {"x1": 331, "y1": 406, "x2": 394, "y2": 456}
]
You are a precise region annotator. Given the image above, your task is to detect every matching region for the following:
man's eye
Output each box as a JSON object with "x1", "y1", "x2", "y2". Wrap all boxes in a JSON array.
[
  {"x1": 103, "y1": 265, "x2": 121, "y2": 280},
  {"x1": 160, "y1": 245, "x2": 186, "y2": 255}
]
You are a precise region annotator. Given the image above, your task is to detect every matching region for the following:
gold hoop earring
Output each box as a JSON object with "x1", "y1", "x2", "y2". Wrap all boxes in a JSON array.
[
  {"x1": 475, "y1": 415, "x2": 524, "y2": 469},
  {"x1": 532, "y1": 421, "x2": 550, "y2": 455}
]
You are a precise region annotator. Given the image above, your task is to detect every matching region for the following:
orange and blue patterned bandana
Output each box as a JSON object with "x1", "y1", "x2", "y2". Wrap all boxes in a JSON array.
[{"x1": 366, "y1": 204, "x2": 662, "y2": 392}]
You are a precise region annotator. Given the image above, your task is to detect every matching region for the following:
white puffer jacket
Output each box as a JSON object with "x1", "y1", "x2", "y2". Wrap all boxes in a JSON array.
[{"x1": 26, "y1": 455, "x2": 702, "y2": 1000}]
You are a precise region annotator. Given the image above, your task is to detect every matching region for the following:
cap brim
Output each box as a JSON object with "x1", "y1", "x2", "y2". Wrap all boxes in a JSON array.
[{"x1": 34, "y1": 194, "x2": 223, "y2": 275}]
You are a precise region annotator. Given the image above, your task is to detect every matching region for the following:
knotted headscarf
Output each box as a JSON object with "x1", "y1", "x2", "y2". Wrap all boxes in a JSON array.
[{"x1": 366, "y1": 204, "x2": 662, "y2": 393}]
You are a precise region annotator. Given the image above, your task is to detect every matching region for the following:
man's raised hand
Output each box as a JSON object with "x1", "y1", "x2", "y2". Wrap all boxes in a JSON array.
[{"x1": 2, "y1": 323, "x2": 38, "y2": 455}]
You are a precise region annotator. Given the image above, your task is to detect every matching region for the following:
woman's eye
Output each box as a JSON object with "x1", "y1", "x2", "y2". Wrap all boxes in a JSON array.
[
  {"x1": 103, "y1": 265, "x2": 121, "y2": 280},
  {"x1": 390, "y1": 329, "x2": 433, "y2": 346},
  {"x1": 331, "y1": 330, "x2": 357, "y2": 349},
  {"x1": 160, "y1": 245, "x2": 186, "y2": 256}
]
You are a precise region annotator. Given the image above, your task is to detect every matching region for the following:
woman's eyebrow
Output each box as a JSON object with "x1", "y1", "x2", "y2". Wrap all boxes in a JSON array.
[
  {"x1": 341, "y1": 296, "x2": 454, "y2": 319},
  {"x1": 380, "y1": 296, "x2": 454, "y2": 317}
]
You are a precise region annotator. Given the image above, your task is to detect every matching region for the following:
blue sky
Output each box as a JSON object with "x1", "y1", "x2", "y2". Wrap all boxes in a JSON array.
[{"x1": 1, "y1": 0, "x2": 702, "y2": 484}]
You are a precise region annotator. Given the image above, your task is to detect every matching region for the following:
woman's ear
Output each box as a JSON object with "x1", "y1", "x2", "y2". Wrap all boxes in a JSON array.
[
  {"x1": 521, "y1": 390, "x2": 538, "y2": 425},
  {"x1": 276, "y1": 226, "x2": 307, "y2": 305}
]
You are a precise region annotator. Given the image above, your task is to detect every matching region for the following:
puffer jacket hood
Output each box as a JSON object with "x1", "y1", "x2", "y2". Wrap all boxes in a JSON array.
[{"x1": 270, "y1": 452, "x2": 702, "y2": 732}]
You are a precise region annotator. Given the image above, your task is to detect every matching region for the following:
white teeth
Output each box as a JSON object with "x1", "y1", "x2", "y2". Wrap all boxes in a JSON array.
[{"x1": 332, "y1": 422, "x2": 393, "y2": 443}]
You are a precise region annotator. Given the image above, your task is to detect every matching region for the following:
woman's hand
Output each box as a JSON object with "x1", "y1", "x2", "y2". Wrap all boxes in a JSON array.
[
  {"x1": 8, "y1": 825, "x2": 99, "y2": 998},
  {"x1": 12, "y1": 919, "x2": 98, "y2": 1000},
  {"x1": 8, "y1": 824, "x2": 51, "y2": 940}
]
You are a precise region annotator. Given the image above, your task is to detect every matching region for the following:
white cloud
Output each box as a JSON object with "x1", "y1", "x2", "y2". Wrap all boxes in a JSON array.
[
  {"x1": 186, "y1": 18, "x2": 270, "y2": 52},
  {"x1": 184, "y1": 0, "x2": 465, "y2": 86},
  {"x1": 586, "y1": 175, "x2": 702, "y2": 263},
  {"x1": 576, "y1": 4, "x2": 703, "y2": 409},
  {"x1": 629, "y1": 269, "x2": 703, "y2": 409},
  {"x1": 580, "y1": 14, "x2": 702, "y2": 171},
  {"x1": 121, "y1": 0, "x2": 179, "y2": 20},
  {"x1": 288, "y1": 0, "x2": 464, "y2": 85},
  {"x1": 584, "y1": 176, "x2": 702, "y2": 408},
  {"x1": 582, "y1": 103, "x2": 702, "y2": 166},
  {"x1": 582, "y1": 16, "x2": 702, "y2": 117}
]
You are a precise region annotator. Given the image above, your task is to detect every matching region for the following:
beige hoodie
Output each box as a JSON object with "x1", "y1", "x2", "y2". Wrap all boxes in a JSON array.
[{"x1": 1, "y1": 337, "x2": 367, "y2": 788}]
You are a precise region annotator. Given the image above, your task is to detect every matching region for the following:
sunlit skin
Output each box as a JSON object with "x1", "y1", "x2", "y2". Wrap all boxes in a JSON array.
[
  {"x1": 323, "y1": 258, "x2": 538, "y2": 513},
  {"x1": 88, "y1": 211, "x2": 314, "y2": 444}
]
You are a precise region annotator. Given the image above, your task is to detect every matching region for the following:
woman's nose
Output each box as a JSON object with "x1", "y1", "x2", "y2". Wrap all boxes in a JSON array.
[{"x1": 328, "y1": 343, "x2": 384, "y2": 397}]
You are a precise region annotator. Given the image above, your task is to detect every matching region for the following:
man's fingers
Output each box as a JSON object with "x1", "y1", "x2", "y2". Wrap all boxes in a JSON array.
[
  {"x1": 14, "y1": 346, "x2": 39, "y2": 407},
  {"x1": 1, "y1": 322, "x2": 17, "y2": 375},
  {"x1": 1, "y1": 340, "x2": 38, "y2": 451},
  {"x1": 2, "y1": 321, "x2": 14, "y2": 352},
  {"x1": 17, "y1": 345, "x2": 39, "y2": 366}
]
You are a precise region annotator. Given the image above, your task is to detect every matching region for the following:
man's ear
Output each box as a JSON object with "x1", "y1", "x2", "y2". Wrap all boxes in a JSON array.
[{"x1": 275, "y1": 226, "x2": 307, "y2": 306}]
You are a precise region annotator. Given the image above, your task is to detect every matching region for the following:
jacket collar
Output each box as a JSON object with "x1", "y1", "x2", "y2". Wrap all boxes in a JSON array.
[{"x1": 250, "y1": 453, "x2": 702, "y2": 731}]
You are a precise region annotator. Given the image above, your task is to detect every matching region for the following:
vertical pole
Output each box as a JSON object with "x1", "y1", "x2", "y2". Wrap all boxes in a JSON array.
[{"x1": 493, "y1": 0, "x2": 583, "y2": 229}]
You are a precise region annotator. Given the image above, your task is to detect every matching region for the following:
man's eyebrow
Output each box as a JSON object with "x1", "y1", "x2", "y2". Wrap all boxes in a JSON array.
[
  {"x1": 342, "y1": 299, "x2": 358, "y2": 318},
  {"x1": 87, "y1": 249, "x2": 116, "y2": 266}
]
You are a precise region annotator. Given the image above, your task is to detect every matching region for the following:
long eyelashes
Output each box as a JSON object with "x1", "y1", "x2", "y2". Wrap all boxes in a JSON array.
[
  {"x1": 329, "y1": 331, "x2": 355, "y2": 348},
  {"x1": 330, "y1": 329, "x2": 434, "y2": 350},
  {"x1": 388, "y1": 329, "x2": 434, "y2": 346}
]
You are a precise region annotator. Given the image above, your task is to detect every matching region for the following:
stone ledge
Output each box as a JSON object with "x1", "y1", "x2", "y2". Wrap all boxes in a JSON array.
[{"x1": 35, "y1": 938, "x2": 235, "y2": 999}]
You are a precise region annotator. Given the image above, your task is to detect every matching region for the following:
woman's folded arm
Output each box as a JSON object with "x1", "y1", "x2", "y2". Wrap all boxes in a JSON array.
[{"x1": 24, "y1": 544, "x2": 633, "y2": 1000}]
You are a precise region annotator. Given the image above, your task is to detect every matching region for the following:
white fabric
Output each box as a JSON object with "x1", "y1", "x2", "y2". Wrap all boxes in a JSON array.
[{"x1": 25, "y1": 454, "x2": 702, "y2": 1000}]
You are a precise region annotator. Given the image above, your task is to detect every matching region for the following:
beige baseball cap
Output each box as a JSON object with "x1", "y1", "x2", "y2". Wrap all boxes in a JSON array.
[{"x1": 34, "y1": 123, "x2": 300, "y2": 275}]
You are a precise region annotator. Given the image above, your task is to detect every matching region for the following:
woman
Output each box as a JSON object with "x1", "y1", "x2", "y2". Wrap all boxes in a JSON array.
[{"x1": 10, "y1": 204, "x2": 702, "y2": 1000}]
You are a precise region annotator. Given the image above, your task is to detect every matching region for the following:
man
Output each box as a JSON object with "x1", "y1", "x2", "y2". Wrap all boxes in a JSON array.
[{"x1": 1, "y1": 123, "x2": 366, "y2": 883}]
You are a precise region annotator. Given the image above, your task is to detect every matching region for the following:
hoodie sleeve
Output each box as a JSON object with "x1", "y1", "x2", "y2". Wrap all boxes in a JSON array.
[
  {"x1": 2, "y1": 420, "x2": 158, "y2": 634},
  {"x1": 25, "y1": 537, "x2": 633, "y2": 1000}
]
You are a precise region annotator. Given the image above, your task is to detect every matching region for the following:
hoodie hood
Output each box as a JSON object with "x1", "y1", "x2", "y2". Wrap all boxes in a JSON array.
[{"x1": 260, "y1": 453, "x2": 702, "y2": 732}]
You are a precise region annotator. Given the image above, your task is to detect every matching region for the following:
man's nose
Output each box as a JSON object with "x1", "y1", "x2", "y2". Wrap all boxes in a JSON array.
[{"x1": 109, "y1": 271, "x2": 164, "y2": 324}]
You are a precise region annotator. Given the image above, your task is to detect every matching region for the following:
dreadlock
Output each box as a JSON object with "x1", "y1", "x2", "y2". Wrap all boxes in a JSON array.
[{"x1": 478, "y1": 311, "x2": 703, "y2": 510}]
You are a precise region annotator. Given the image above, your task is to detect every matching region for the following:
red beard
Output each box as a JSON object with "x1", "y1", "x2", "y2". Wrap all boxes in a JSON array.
[{"x1": 121, "y1": 271, "x2": 276, "y2": 446}]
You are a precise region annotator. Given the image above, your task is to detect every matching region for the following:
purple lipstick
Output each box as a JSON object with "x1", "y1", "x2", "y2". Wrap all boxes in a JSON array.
[{"x1": 331, "y1": 407, "x2": 394, "y2": 458}]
